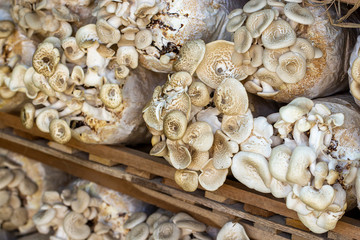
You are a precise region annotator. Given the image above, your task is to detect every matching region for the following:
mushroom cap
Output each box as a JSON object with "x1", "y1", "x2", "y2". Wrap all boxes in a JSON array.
[
  {"x1": 174, "y1": 169, "x2": 199, "y2": 192},
  {"x1": 63, "y1": 211, "x2": 91, "y2": 240},
  {"x1": 20, "y1": 103, "x2": 35, "y2": 130},
  {"x1": 33, "y1": 208, "x2": 56, "y2": 226},
  {"x1": 245, "y1": 9, "x2": 275, "y2": 38},
  {"x1": 196, "y1": 40, "x2": 250, "y2": 89},
  {"x1": 126, "y1": 223, "x2": 150, "y2": 240},
  {"x1": 0, "y1": 168, "x2": 14, "y2": 189},
  {"x1": 153, "y1": 222, "x2": 181, "y2": 240},
  {"x1": 188, "y1": 81, "x2": 210, "y2": 107},
  {"x1": 234, "y1": 26, "x2": 253, "y2": 54},
  {"x1": 124, "y1": 212, "x2": 147, "y2": 229},
  {"x1": 254, "y1": 68, "x2": 283, "y2": 88},
  {"x1": 150, "y1": 141, "x2": 168, "y2": 157},
  {"x1": 71, "y1": 189, "x2": 90, "y2": 213},
  {"x1": 231, "y1": 151, "x2": 272, "y2": 193},
  {"x1": 176, "y1": 219, "x2": 206, "y2": 232},
  {"x1": 262, "y1": 47, "x2": 290, "y2": 72},
  {"x1": 49, "y1": 119, "x2": 72, "y2": 144},
  {"x1": 269, "y1": 144, "x2": 292, "y2": 183},
  {"x1": 32, "y1": 71, "x2": 56, "y2": 97},
  {"x1": 216, "y1": 222, "x2": 249, "y2": 240},
  {"x1": 32, "y1": 42, "x2": 60, "y2": 77},
  {"x1": 214, "y1": 78, "x2": 249, "y2": 115},
  {"x1": 284, "y1": 3, "x2": 315, "y2": 25},
  {"x1": 199, "y1": 159, "x2": 228, "y2": 191},
  {"x1": 7, "y1": 169, "x2": 25, "y2": 188},
  {"x1": 270, "y1": 178, "x2": 292, "y2": 198},
  {"x1": 351, "y1": 57, "x2": 360, "y2": 84},
  {"x1": 299, "y1": 185, "x2": 335, "y2": 211},
  {"x1": 167, "y1": 139, "x2": 192, "y2": 170},
  {"x1": 221, "y1": 109, "x2": 254, "y2": 144},
  {"x1": 212, "y1": 130, "x2": 239, "y2": 170},
  {"x1": 226, "y1": 14, "x2": 247, "y2": 33},
  {"x1": 96, "y1": 18, "x2": 121, "y2": 44},
  {"x1": 135, "y1": 29, "x2": 153, "y2": 50},
  {"x1": 0, "y1": 190, "x2": 10, "y2": 207},
  {"x1": 163, "y1": 110, "x2": 188, "y2": 141},
  {"x1": 75, "y1": 24, "x2": 99, "y2": 51},
  {"x1": 0, "y1": 20, "x2": 15, "y2": 38},
  {"x1": 48, "y1": 63, "x2": 69, "y2": 93},
  {"x1": 188, "y1": 151, "x2": 209, "y2": 171},
  {"x1": 243, "y1": 0, "x2": 267, "y2": 13},
  {"x1": 18, "y1": 177, "x2": 38, "y2": 195},
  {"x1": 100, "y1": 83, "x2": 122, "y2": 109},
  {"x1": 290, "y1": 38, "x2": 315, "y2": 60},
  {"x1": 116, "y1": 46, "x2": 139, "y2": 69},
  {"x1": 279, "y1": 97, "x2": 314, "y2": 123},
  {"x1": 36, "y1": 109, "x2": 59, "y2": 133},
  {"x1": 286, "y1": 146, "x2": 316, "y2": 186},
  {"x1": 182, "y1": 121, "x2": 213, "y2": 152},
  {"x1": 276, "y1": 51, "x2": 306, "y2": 84},
  {"x1": 42, "y1": 191, "x2": 62, "y2": 205},
  {"x1": 10, "y1": 207, "x2": 28, "y2": 227},
  {"x1": 298, "y1": 213, "x2": 328, "y2": 234},
  {"x1": 261, "y1": 19, "x2": 296, "y2": 50}
]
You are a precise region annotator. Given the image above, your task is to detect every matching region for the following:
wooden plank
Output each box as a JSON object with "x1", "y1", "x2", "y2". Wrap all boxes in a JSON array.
[
  {"x1": 126, "y1": 166, "x2": 155, "y2": 179},
  {"x1": 89, "y1": 154, "x2": 118, "y2": 166},
  {"x1": 243, "y1": 222, "x2": 288, "y2": 240},
  {"x1": 286, "y1": 218, "x2": 309, "y2": 232},
  {"x1": 327, "y1": 231, "x2": 353, "y2": 240},
  {"x1": 244, "y1": 204, "x2": 275, "y2": 218},
  {"x1": 13, "y1": 129, "x2": 39, "y2": 140},
  {"x1": 253, "y1": 222, "x2": 281, "y2": 235},
  {"x1": 205, "y1": 191, "x2": 237, "y2": 204},
  {"x1": 47, "y1": 141, "x2": 78, "y2": 154}
]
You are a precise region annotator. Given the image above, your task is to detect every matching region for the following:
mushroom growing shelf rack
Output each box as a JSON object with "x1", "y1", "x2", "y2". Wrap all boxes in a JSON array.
[{"x1": 0, "y1": 111, "x2": 359, "y2": 240}]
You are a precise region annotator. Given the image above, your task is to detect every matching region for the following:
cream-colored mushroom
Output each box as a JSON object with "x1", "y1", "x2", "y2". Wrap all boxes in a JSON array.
[
  {"x1": 249, "y1": 44, "x2": 263, "y2": 68},
  {"x1": 36, "y1": 109, "x2": 59, "y2": 133},
  {"x1": 150, "y1": 141, "x2": 168, "y2": 157},
  {"x1": 221, "y1": 109, "x2": 253, "y2": 144},
  {"x1": 135, "y1": 29, "x2": 152, "y2": 50},
  {"x1": 20, "y1": 103, "x2": 36, "y2": 129},
  {"x1": 33, "y1": 208, "x2": 56, "y2": 226},
  {"x1": 188, "y1": 81, "x2": 210, "y2": 107},
  {"x1": 49, "y1": 119, "x2": 72, "y2": 144},
  {"x1": 246, "y1": 9, "x2": 275, "y2": 38},
  {"x1": 124, "y1": 212, "x2": 147, "y2": 229},
  {"x1": 0, "y1": 20, "x2": 15, "y2": 38},
  {"x1": 163, "y1": 110, "x2": 188, "y2": 141},
  {"x1": 212, "y1": 130, "x2": 239, "y2": 169},
  {"x1": 279, "y1": 97, "x2": 314, "y2": 123},
  {"x1": 173, "y1": 40, "x2": 206, "y2": 75},
  {"x1": 299, "y1": 185, "x2": 335, "y2": 211},
  {"x1": 350, "y1": 80, "x2": 360, "y2": 100},
  {"x1": 96, "y1": 18, "x2": 121, "y2": 44},
  {"x1": 62, "y1": 37, "x2": 85, "y2": 62},
  {"x1": 226, "y1": 13, "x2": 247, "y2": 33},
  {"x1": 269, "y1": 144, "x2": 292, "y2": 183},
  {"x1": 276, "y1": 51, "x2": 306, "y2": 84},
  {"x1": 0, "y1": 190, "x2": 10, "y2": 207},
  {"x1": 32, "y1": 72, "x2": 56, "y2": 97},
  {"x1": 18, "y1": 177, "x2": 38, "y2": 195},
  {"x1": 286, "y1": 190, "x2": 312, "y2": 216},
  {"x1": 153, "y1": 222, "x2": 181, "y2": 240},
  {"x1": 254, "y1": 67, "x2": 283, "y2": 88},
  {"x1": 199, "y1": 159, "x2": 228, "y2": 191},
  {"x1": 313, "y1": 162, "x2": 328, "y2": 190},
  {"x1": 7, "y1": 169, "x2": 25, "y2": 188},
  {"x1": 126, "y1": 222, "x2": 149, "y2": 240},
  {"x1": 232, "y1": 151, "x2": 272, "y2": 193},
  {"x1": 261, "y1": 19, "x2": 296, "y2": 49},
  {"x1": 48, "y1": 64, "x2": 69, "y2": 93},
  {"x1": 216, "y1": 222, "x2": 249, "y2": 240},
  {"x1": 63, "y1": 212, "x2": 91, "y2": 240},
  {"x1": 71, "y1": 189, "x2": 90, "y2": 213},
  {"x1": 174, "y1": 169, "x2": 199, "y2": 192},
  {"x1": 75, "y1": 24, "x2": 99, "y2": 51},
  {"x1": 290, "y1": 38, "x2": 315, "y2": 60},
  {"x1": 32, "y1": 42, "x2": 60, "y2": 77},
  {"x1": 182, "y1": 121, "x2": 213, "y2": 152},
  {"x1": 166, "y1": 139, "x2": 192, "y2": 170},
  {"x1": 116, "y1": 46, "x2": 138, "y2": 69},
  {"x1": 286, "y1": 146, "x2": 316, "y2": 186},
  {"x1": 100, "y1": 83, "x2": 122, "y2": 109},
  {"x1": 284, "y1": 3, "x2": 315, "y2": 25},
  {"x1": 188, "y1": 151, "x2": 209, "y2": 171},
  {"x1": 262, "y1": 47, "x2": 289, "y2": 72},
  {"x1": 270, "y1": 178, "x2": 292, "y2": 198},
  {"x1": 214, "y1": 78, "x2": 248, "y2": 115},
  {"x1": 234, "y1": 27, "x2": 252, "y2": 54}
]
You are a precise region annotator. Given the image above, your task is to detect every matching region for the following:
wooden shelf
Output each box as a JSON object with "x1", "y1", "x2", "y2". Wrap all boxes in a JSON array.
[{"x1": 0, "y1": 112, "x2": 359, "y2": 240}]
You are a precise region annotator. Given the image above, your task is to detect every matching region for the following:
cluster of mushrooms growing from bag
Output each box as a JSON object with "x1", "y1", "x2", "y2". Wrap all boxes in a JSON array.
[
  {"x1": 31, "y1": 180, "x2": 249, "y2": 240},
  {"x1": 1, "y1": 0, "x2": 360, "y2": 236}
]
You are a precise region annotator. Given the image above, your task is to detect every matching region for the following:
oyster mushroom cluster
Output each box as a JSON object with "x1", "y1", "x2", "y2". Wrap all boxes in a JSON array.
[
  {"x1": 348, "y1": 35, "x2": 360, "y2": 107},
  {"x1": 125, "y1": 211, "x2": 217, "y2": 240},
  {"x1": 143, "y1": 39, "x2": 276, "y2": 192},
  {"x1": 0, "y1": 6, "x2": 37, "y2": 112},
  {"x1": 0, "y1": 148, "x2": 71, "y2": 235},
  {"x1": 33, "y1": 181, "x2": 148, "y2": 240},
  {"x1": 10, "y1": 0, "x2": 93, "y2": 39},
  {"x1": 224, "y1": 0, "x2": 350, "y2": 102},
  {"x1": 232, "y1": 96, "x2": 360, "y2": 233}
]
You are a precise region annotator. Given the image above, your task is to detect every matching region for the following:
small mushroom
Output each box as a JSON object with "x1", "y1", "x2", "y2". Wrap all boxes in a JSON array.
[
  {"x1": 261, "y1": 19, "x2": 296, "y2": 49},
  {"x1": 212, "y1": 130, "x2": 239, "y2": 170},
  {"x1": 176, "y1": 219, "x2": 206, "y2": 232},
  {"x1": 286, "y1": 146, "x2": 316, "y2": 186},
  {"x1": 49, "y1": 119, "x2": 72, "y2": 144},
  {"x1": 0, "y1": 190, "x2": 10, "y2": 207},
  {"x1": 163, "y1": 110, "x2": 188, "y2": 141},
  {"x1": 33, "y1": 208, "x2": 57, "y2": 225},
  {"x1": 216, "y1": 222, "x2": 249, "y2": 240},
  {"x1": 226, "y1": 13, "x2": 247, "y2": 33},
  {"x1": 221, "y1": 109, "x2": 253, "y2": 144},
  {"x1": 182, "y1": 121, "x2": 213, "y2": 152},
  {"x1": 174, "y1": 169, "x2": 199, "y2": 192},
  {"x1": 188, "y1": 82, "x2": 210, "y2": 107},
  {"x1": 23, "y1": 67, "x2": 40, "y2": 99},
  {"x1": 18, "y1": 177, "x2": 38, "y2": 195},
  {"x1": 0, "y1": 20, "x2": 15, "y2": 38},
  {"x1": 36, "y1": 109, "x2": 59, "y2": 133},
  {"x1": 284, "y1": 3, "x2": 315, "y2": 25},
  {"x1": 126, "y1": 223, "x2": 150, "y2": 240},
  {"x1": 314, "y1": 162, "x2": 328, "y2": 189},
  {"x1": 187, "y1": 151, "x2": 209, "y2": 171},
  {"x1": 135, "y1": 29, "x2": 153, "y2": 50},
  {"x1": 7, "y1": 169, "x2": 25, "y2": 188},
  {"x1": 62, "y1": 37, "x2": 85, "y2": 62},
  {"x1": 279, "y1": 97, "x2": 314, "y2": 123},
  {"x1": 167, "y1": 139, "x2": 192, "y2": 169},
  {"x1": 262, "y1": 47, "x2": 290, "y2": 72},
  {"x1": 63, "y1": 211, "x2": 91, "y2": 240},
  {"x1": 232, "y1": 151, "x2": 272, "y2": 193},
  {"x1": 96, "y1": 18, "x2": 121, "y2": 44},
  {"x1": 32, "y1": 72, "x2": 56, "y2": 97},
  {"x1": 254, "y1": 67, "x2": 283, "y2": 88},
  {"x1": 71, "y1": 189, "x2": 90, "y2": 213},
  {"x1": 276, "y1": 51, "x2": 306, "y2": 84},
  {"x1": 116, "y1": 46, "x2": 139, "y2": 69},
  {"x1": 243, "y1": 0, "x2": 267, "y2": 13},
  {"x1": 234, "y1": 27, "x2": 252, "y2": 54},
  {"x1": 153, "y1": 222, "x2": 181, "y2": 240},
  {"x1": 20, "y1": 103, "x2": 36, "y2": 129},
  {"x1": 32, "y1": 42, "x2": 60, "y2": 77},
  {"x1": 10, "y1": 208, "x2": 28, "y2": 227},
  {"x1": 199, "y1": 159, "x2": 228, "y2": 191},
  {"x1": 269, "y1": 144, "x2": 292, "y2": 183},
  {"x1": 100, "y1": 83, "x2": 122, "y2": 109},
  {"x1": 0, "y1": 168, "x2": 14, "y2": 189},
  {"x1": 75, "y1": 24, "x2": 99, "y2": 51},
  {"x1": 42, "y1": 191, "x2": 62, "y2": 205},
  {"x1": 290, "y1": 38, "x2": 315, "y2": 60},
  {"x1": 246, "y1": 9, "x2": 275, "y2": 38},
  {"x1": 124, "y1": 212, "x2": 147, "y2": 229},
  {"x1": 214, "y1": 78, "x2": 248, "y2": 115}
]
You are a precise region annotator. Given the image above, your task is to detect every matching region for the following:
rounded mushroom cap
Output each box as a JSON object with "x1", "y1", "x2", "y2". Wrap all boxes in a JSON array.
[
  {"x1": 0, "y1": 168, "x2": 14, "y2": 189},
  {"x1": 243, "y1": 0, "x2": 267, "y2": 13},
  {"x1": 0, "y1": 20, "x2": 15, "y2": 38},
  {"x1": 18, "y1": 177, "x2": 38, "y2": 195},
  {"x1": 20, "y1": 103, "x2": 36, "y2": 129},
  {"x1": 36, "y1": 109, "x2": 59, "y2": 133},
  {"x1": 153, "y1": 222, "x2": 181, "y2": 240},
  {"x1": 212, "y1": 130, "x2": 239, "y2": 170},
  {"x1": 124, "y1": 212, "x2": 147, "y2": 229},
  {"x1": 216, "y1": 221, "x2": 249, "y2": 240},
  {"x1": 71, "y1": 189, "x2": 90, "y2": 213},
  {"x1": 63, "y1": 211, "x2": 91, "y2": 240},
  {"x1": 173, "y1": 40, "x2": 206, "y2": 75},
  {"x1": 163, "y1": 110, "x2": 188, "y2": 141},
  {"x1": 32, "y1": 42, "x2": 60, "y2": 77},
  {"x1": 245, "y1": 9, "x2": 275, "y2": 38},
  {"x1": 261, "y1": 19, "x2": 296, "y2": 50},
  {"x1": 167, "y1": 139, "x2": 192, "y2": 170},
  {"x1": 10, "y1": 207, "x2": 28, "y2": 227},
  {"x1": 214, "y1": 78, "x2": 249, "y2": 115},
  {"x1": 284, "y1": 3, "x2": 315, "y2": 25},
  {"x1": 188, "y1": 81, "x2": 210, "y2": 107},
  {"x1": 299, "y1": 185, "x2": 335, "y2": 211},
  {"x1": 276, "y1": 52, "x2": 306, "y2": 84},
  {"x1": 234, "y1": 26, "x2": 253, "y2": 54},
  {"x1": 96, "y1": 18, "x2": 121, "y2": 44},
  {"x1": 196, "y1": 40, "x2": 250, "y2": 89},
  {"x1": 174, "y1": 169, "x2": 198, "y2": 192},
  {"x1": 100, "y1": 83, "x2": 122, "y2": 109},
  {"x1": 49, "y1": 119, "x2": 72, "y2": 144},
  {"x1": 33, "y1": 208, "x2": 56, "y2": 226},
  {"x1": 231, "y1": 151, "x2": 272, "y2": 193},
  {"x1": 221, "y1": 109, "x2": 253, "y2": 144},
  {"x1": 0, "y1": 190, "x2": 10, "y2": 207},
  {"x1": 199, "y1": 159, "x2": 228, "y2": 191},
  {"x1": 126, "y1": 222, "x2": 150, "y2": 240},
  {"x1": 182, "y1": 121, "x2": 213, "y2": 152},
  {"x1": 269, "y1": 144, "x2": 292, "y2": 183}
]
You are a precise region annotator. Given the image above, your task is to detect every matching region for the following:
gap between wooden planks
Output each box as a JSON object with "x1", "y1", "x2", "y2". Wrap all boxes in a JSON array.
[{"x1": 1, "y1": 112, "x2": 360, "y2": 239}]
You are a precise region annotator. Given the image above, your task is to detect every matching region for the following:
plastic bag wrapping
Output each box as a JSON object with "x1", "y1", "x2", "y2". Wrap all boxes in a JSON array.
[{"x1": 0, "y1": 148, "x2": 73, "y2": 235}]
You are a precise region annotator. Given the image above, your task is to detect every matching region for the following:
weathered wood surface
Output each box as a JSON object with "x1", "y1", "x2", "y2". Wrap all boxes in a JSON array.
[{"x1": 0, "y1": 112, "x2": 360, "y2": 239}]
